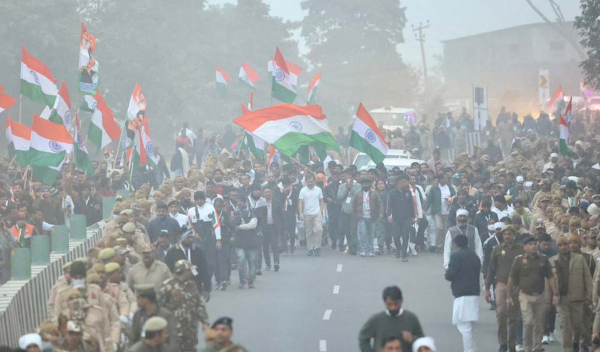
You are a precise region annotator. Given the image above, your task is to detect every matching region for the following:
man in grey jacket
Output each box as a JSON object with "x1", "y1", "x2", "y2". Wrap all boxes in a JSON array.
[{"x1": 337, "y1": 171, "x2": 361, "y2": 255}]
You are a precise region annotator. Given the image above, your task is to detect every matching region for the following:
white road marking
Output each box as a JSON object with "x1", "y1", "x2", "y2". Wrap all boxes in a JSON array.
[
  {"x1": 336, "y1": 264, "x2": 343, "y2": 272},
  {"x1": 333, "y1": 285, "x2": 340, "y2": 294},
  {"x1": 319, "y1": 340, "x2": 327, "y2": 351},
  {"x1": 323, "y1": 309, "x2": 332, "y2": 320}
]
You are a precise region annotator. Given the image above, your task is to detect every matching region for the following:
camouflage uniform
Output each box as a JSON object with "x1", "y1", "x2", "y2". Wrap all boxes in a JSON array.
[{"x1": 157, "y1": 260, "x2": 209, "y2": 352}]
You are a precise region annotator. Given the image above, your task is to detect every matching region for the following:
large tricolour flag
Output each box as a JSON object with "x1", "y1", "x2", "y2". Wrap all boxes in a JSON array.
[
  {"x1": 307, "y1": 71, "x2": 322, "y2": 105},
  {"x1": 48, "y1": 81, "x2": 72, "y2": 126},
  {"x1": 0, "y1": 86, "x2": 16, "y2": 115},
  {"x1": 20, "y1": 47, "x2": 58, "y2": 107},
  {"x1": 5, "y1": 116, "x2": 31, "y2": 167},
  {"x1": 240, "y1": 103, "x2": 266, "y2": 160},
  {"x1": 268, "y1": 58, "x2": 303, "y2": 87},
  {"x1": 127, "y1": 83, "x2": 146, "y2": 121},
  {"x1": 271, "y1": 47, "x2": 297, "y2": 104},
  {"x1": 239, "y1": 62, "x2": 260, "y2": 88},
  {"x1": 559, "y1": 97, "x2": 576, "y2": 157},
  {"x1": 216, "y1": 67, "x2": 231, "y2": 96},
  {"x1": 233, "y1": 104, "x2": 338, "y2": 157},
  {"x1": 89, "y1": 92, "x2": 121, "y2": 150},
  {"x1": 349, "y1": 103, "x2": 389, "y2": 164},
  {"x1": 30, "y1": 115, "x2": 74, "y2": 167}
]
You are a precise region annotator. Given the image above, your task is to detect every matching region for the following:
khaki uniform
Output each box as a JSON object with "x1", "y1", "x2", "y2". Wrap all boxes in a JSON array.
[
  {"x1": 550, "y1": 253, "x2": 593, "y2": 352},
  {"x1": 104, "y1": 283, "x2": 131, "y2": 317},
  {"x1": 126, "y1": 260, "x2": 172, "y2": 292},
  {"x1": 509, "y1": 252, "x2": 553, "y2": 352},
  {"x1": 86, "y1": 305, "x2": 112, "y2": 352},
  {"x1": 103, "y1": 220, "x2": 119, "y2": 237},
  {"x1": 130, "y1": 230, "x2": 151, "y2": 255},
  {"x1": 129, "y1": 306, "x2": 179, "y2": 351},
  {"x1": 53, "y1": 284, "x2": 108, "y2": 323},
  {"x1": 60, "y1": 332, "x2": 101, "y2": 352},
  {"x1": 47, "y1": 276, "x2": 69, "y2": 319},
  {"x1": 486, "y1": 242, "x2": 524, "y2": 349},
  {"x1": 103, "y1": 293, "x2": 121, "y2": 349}
]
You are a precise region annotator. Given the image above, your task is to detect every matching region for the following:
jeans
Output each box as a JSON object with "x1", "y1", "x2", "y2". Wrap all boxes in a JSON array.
[
  {"x1": 357, "y1": 218, "x2": 375, "y2": 254},
  {"x1": 374, "y1": 219, "x2": 390, "y2": 250},
  {"x1": 235, "y1": 248, "x2": 257, "y2": 284},
  {"x1": 262, "y1": 224, "x2": 280, "y2": 267}
]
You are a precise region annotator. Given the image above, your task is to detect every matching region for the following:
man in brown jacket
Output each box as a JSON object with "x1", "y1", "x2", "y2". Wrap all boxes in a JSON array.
[
  {"x1": 352, "y1": 178, "x2": 383, "y2": 257},
  {"x1": 550, "y1": 236, "x2": 592, "y2": 352}
]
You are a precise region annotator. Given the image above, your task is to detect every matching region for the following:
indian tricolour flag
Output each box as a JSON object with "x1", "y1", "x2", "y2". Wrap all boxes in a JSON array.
[
  {"x1": 240, "y1": 104, "x2": 266, "y2": 160},
  {"x1": 21, "y1": 47, "x2": 58, "y2": 107},
  {"x1": 89, "y1": 92, "x2": 121, "y2": 151},
  {"x1": 268, "y1": 58, "x2": 303, "y2": 87},
  {"x1": 127, "y1": 83, "x2": 146, "y2": 121},
  {"x1": 545, "y1": 85, "x2": 563, "y2": 114},
  {"x1": 307, "y1": 71, "x2": 322, "y2": 105},
  {"x1": 216, "y1": 67, "x2": 231, "y2": 96},
  {"x1": 271, "y1": 47, "x2": 297, "y2": 104},
  {"x1": 74, "y1": 113, "x2": 92, "y2": 174},
  {"x1": 0, "y1": 87, "x2": 16, "y2": 115},
  {"x1": 140, "y1": 117, "x2": 158, "y2": 167},
  {"x1": 81, "y1": 94, "x2": 98, "y2": 113},
  {"x1": 5, "y1": 116, "x2": 31, "y2": 167},
  {"x1": 559, "y1": 97, "x2": 576, "y2": 157},
  {"x1": 30, "y1": 115, "x2": 74, "y2": 167},
  {"x1": 48, "y1": 81, "x2": 72, "y2": 126},
  {"x1": 233, "y1": 104, "x2": 339, "y2": 157},
  {"x1": 349, "y1": 103, "x2": 389, "y2": 164},
  {"x1": 239, "y1": 62, "x2": 260, "y2": 88}
]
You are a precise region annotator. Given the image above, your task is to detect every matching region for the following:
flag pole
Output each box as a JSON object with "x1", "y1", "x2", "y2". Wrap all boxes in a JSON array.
[
  {"x1": 18, "y1": 94, "x2": 22, "y2": 123},
  {"x1": 112, "y1": 122, "x2": 124, "y2": 170}
]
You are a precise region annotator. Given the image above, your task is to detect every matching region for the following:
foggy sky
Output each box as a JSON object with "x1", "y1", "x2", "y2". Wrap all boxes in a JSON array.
[{"x1": 210, "y1": 0, "x2": 581, "y2": 72}]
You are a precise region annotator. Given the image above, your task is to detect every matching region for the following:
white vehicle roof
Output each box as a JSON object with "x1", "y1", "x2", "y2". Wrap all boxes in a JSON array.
[
  {"x1": 353, "y1": 150, "x2": 424, "y2": 171},
  {"x1": 369, "y1": 107, "x2": 416, "y2": 114}
]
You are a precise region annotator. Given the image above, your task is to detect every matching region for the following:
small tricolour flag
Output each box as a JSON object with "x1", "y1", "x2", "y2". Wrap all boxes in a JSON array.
[
  {"x1": 239, "y1": 62, "x2": 260, "y2": 88},
  {"x1": 0, "y1": 86, "x2": 16, "y2": 115},
  {"x1": 30, "y1": 115, "x2": 74, "y2": 167},
  {"x1": 74, "y1": 113, "x2": 92, "y2": 174},
  {"x1": 48, "y1": 81, "x2": 72, "y2": 126},
  {"x1": 349, "y1": 103, "x2": 389, "y2": 164},
  {"x1": 240, "y1": 102, "x2": 266, "y2": 160},
  {"x1": 233, "y1": 104, "x2": 338, "y2": 157},
  {"x1": 20, "y1": 47, "x2": 58, "y2": 107},
  {"x1": 127, "y1": 83, "x2": 146, "y2": 121},
  {"x1": 5, "y1": 116, "x2": 31, "y2": 167},
  {"x1": 268, "y1": 145, "x2": 279, "y2": 171},
  {"x1": 89, "y1": 92, "x2": 121, "y2": 151},
  {"x1": 271, "y1": 47, "x2": 297, "y2": 104},
  {"x1": 216, "y1": 67, "x2": 231, "y2": 96},
  {"x1": 78, "y1": 22, "x2": 99, "y2": 95},
  {"x1": 268, "y1": 58, "x2": 303, "y2": 87},
  {"x1": 80, "y1": 94, "x2": 98, "y2": 113},
  {"x1": 307, "y1": 71, "x2": 322, "y2": 105},
  {"x1": 545, "y1": 85, "x2": 563, "y2": 114},
  {"x1": 559, "y1": 97, "x2": 577, "y2": 158}
]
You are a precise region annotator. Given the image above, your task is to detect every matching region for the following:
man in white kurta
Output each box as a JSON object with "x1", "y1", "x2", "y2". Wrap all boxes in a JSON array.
[{"x1": 445, "y1": 234, "x2": 481, "y2": 352}]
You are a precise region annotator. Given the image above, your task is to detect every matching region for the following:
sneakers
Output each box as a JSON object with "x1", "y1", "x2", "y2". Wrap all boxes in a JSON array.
[
  {"x1": 315, "y1": 248, "x2": 321, "y2": 257},
  {"x1": 498, "y1": 345, "x2": 508, "y2": 352},
  {"x1": 542, "y1": 335, "x2": 549, "y2": 345},
  {"x1": 515, "y1": 344, "x2": 524, "y2": 351},
  {"x1": 368, "y1": 252, "x2": 375, "y2": 257},
  {"x1": 239, "y1": 282, "x2": 246, "y2": 289},
  {"x1": 331, "y1": 241, "x2": 337, "y2": 250},
  {"x1": 274, "y1": 264, "x2": 280, "y2": 272},
  {"x1": 402, "y1": 257, "x2": 408, "y2": 262},
  {"x1": 360, "y1": 252, "x2": 366, "y2": 257},
  {"x1": 248, "y1": 281, "x2": 255, "y2": 289},
  {"x1": 307, "y1": 249, "x2": 314, "y2": 256},
  {"x1": 256, "y1": 270, "x2": 262, "y2": 276},
  {"x1": 265, "y1": 266, "x2": 271, "y2": 271},
  {"x1": 549, "y1": 333, "x2": 555, "y2": 342},
  {"x1": 221, "y1": 281, "x2": 228, "y2": 291}
]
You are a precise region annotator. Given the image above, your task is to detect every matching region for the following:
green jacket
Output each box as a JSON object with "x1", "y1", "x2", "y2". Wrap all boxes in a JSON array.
[
  {"x1": 337, "y1": 182, "x2": 361, "y2": 215},
  {"x1": 426, "y1": 183, "x2": 455, "y2": 215}
]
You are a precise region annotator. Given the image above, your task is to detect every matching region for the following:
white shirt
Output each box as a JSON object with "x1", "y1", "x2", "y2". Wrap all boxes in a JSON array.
[
  {"x1": 206, "y1": 194, "x2": 223, "y2": 205},
  {"x1": 362, "y1": 191, "x2": 371, "y2": 218},
  {"x1": 299, "y1": 186, "x2": 323, "y2": 215},
  {"x1": 439, "y1": 184, "x2": 452, "y2": 215},
  {"x1": 186, "y1": 203, "x2": 221, "y2": 240},
  {"x1": 492, "y1": 205, "x2": 513, "y2": 220},
  {"x1": 170, "y1": 212, "x2": 189, "y2": 229},
  {"x1": 443, "y1": 226, "x2": 483, "y2": 269}
]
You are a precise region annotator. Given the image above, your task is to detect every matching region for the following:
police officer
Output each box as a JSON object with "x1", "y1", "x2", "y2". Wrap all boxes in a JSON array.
[
  {"x1": 158, "y1": 260, "x2": 209, "y2": 352},
  {"x1": 508, "y1": 236, "x2": 557, "y2": 352},
  {"x1": 202, "y1": 317, "x2": 247, "y2": 352},
  {"x1": 130, "y1": 284, "x2": 179, "y2": 351},
  {"x1": 129, "y1": 316, "x2": 172, "y2": 352},
  {"x1": 485, "y1": 225, "x2": 525, "y2": 352}
]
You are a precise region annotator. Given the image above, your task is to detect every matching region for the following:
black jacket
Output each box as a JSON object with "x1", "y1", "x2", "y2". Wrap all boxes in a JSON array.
[
  {"x1": 445, "y1": 248, "x2": 481, "y2": 298},
  {"x1": 73, "y1": 196, "x2": 102, "y2": 226},
  {"x1": 386, "y1": 187, "x2": 415, "y2": 222},
  {"x1": 165, "y1": 243, "x2": 211, "y2": 293},
  {"x1": 147, "y1": 216, "x2": 182, "y2": 244},
  {"x1": 473, "y1": 210, "x2": 498, "y2": 243}
]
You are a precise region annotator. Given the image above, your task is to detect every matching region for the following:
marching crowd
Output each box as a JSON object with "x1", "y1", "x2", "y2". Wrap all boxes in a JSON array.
[{"x1": 2, "y1": 106, "x2": 600, "y2": 352}]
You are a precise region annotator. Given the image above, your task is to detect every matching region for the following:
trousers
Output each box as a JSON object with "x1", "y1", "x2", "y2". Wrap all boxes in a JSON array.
[
  {"x1": 433, "y1": 214, "x2": 448, "y2": 248},
  {"x1": 215, "y1": 243, "x2": 231, "y2": 284},
  {"x1": 557, "y1": 300, "x2": 584, "y2": 352},
  {"x1": 262, "y1": 224, "x2": 280, "y2": 267},
  {"x1": 304, "y1": 213, "x2": 323, "y2": 250},
  {"x1": 518, "y1": 292, "x2": 545, "y2": 352},
  {"x1": 338, "y1": 212, "x2": 358, "y2": 251},
  {"x1": 392, "y1": 220, "x2": 412, "y2": 258},
  {"x1": 456, "y1": 321, "x2": 477, "y2": 352},
  {"x1": 235, "y1": 248, "x2": 256, "y2": 284},
  {"x1": 357, "y1": 218, "x2": 375, "y2": 254},
  {"x1": 495, "y1": 284, "x2": 519, "y2": 348}
]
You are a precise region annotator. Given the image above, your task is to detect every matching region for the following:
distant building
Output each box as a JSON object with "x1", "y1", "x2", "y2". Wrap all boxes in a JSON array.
[{"x1": 442, "y1": 22, "x2": 584, "y2": 115}]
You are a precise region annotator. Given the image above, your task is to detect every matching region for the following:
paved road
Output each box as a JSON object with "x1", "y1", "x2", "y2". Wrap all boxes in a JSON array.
[{"x1": 202, "y1": 247, "x2": 564, "y2": 352}]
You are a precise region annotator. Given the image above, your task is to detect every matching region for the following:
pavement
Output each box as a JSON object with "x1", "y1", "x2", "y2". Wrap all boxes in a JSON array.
[{"x1": 202, "y1": 246, "x2": 564, "y2": 352}]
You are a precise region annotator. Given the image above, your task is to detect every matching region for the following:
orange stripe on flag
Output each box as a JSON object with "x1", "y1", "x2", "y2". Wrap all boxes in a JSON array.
[
  {"x1": 357, "y1": 103, "x2": 387, "y2": 144},
  {"x1": 21, "y1": 47, "x2": 57, "y2": 83},
  {"x1": 6, "y1": 116, "x2": 32, "y2": 140},
  {"x1": 32, "y1": 115, "x2": 73, "y2": 144},
  {"x1": 234, "y1": 104, "x2": 325, "y2": 132}
]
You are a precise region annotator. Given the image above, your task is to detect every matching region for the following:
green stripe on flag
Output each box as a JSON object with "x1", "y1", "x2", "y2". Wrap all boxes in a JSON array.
[
  {"x1": 20, "y1": 80, "x2": 56, "y2": 107},
  {"x1": 88, "y1": 123, "x2": 103, "y2": 152},
  {"x1": 271, "y1": 77, "x2": 297, "y2": 103},
  {"x1": 8, "y1": 143, "x2": 29, "y2": 168},
  {"x1": 32, "y1": 166, "x2": 60, "y2": 186},
  {"x1": 29, "y1": 149, "x2": 66, "y2": 167},
  {"x1": 349, "y1": 130, "x2": 386, "y2": 164},
  {"x1": 272, "y1": 131, "x2": 339, "y2": 158}
]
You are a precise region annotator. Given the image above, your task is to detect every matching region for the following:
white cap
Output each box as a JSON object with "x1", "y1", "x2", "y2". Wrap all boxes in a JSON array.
[
  {"x1": 19, "y1": 333, "x2": 42, "y2": 350},
  {"x1": 516, "y1": 176, "x2": 524, "y2": 183},
  {"x1": 456, "y1": 209, "x2": 469, "y2": 218},
  {"x1": 360, "y1": 166, "x2": 368, "y2": 171},
  {"x1": 550, "y1": 153, "x2": 559, "y2": 158},
  {"x1": 524, "y1": 181, "x2": 533, "y2": 188},
  {"x1": 413, "y1": 337, "x2": 437, "y2": 352},
  {"x1": 495, "y1": 222, "x2": 505, "y2": 230}
]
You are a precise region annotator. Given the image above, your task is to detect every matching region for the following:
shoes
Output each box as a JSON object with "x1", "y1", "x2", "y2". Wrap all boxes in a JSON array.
[
  {"x1": 331, "y1": 241, "x2": 337, "y2": 250},
  {"x1": 315, "y1": 248, "x2": 321, "y2": 257},
  {"x1": 402, "y1": 257, "x2": 408, "y2": 262},
  {"x1": 542, "y1": 335, "x2": 549, "y2": 345},
  {"x1": 498, "y1": 345, "x2": 507, "y2": 352},
  {"x1": 515, "y1": 344, "x2": 524, "y2": 351},
  {"x1": 376, "y1": 250, "x2": 383, "y2": 256},
  {"x1": 549, "y1": 333, "x2": 555, "y2": 342},
  {"x1": 256, "y1": 270, "x2": 262, "y2": 276},
  {"x1": 300, "y1": 240, "x2": 307, "y2": 248},
  {"x1": 221, "y1": 281, "x2": 228, "y2": 291},
  {"x1": 307, "y1": 249, "x2": 314, "y2": 256},
  {"x1": 265, "y1": 266, "x2": 271, "y2": 271},
  {"x1": 368, "y1": 253, "x2": 375, "y2": 257},
  {"x1": 274, "y1": 264, "x2": 280, "y2": 272},
  {"x1": 360, "y1": 252, "x2": 365, "y2": 257},
  {"x1": 248, "y1": 281, "x2": 254, "y2": 289},
  {"x1": 239, "y1": 282, "x2": 246, "y2": 289},
  {"x1": 395, "y1": 251, "x2": 400, "y2": 259}
]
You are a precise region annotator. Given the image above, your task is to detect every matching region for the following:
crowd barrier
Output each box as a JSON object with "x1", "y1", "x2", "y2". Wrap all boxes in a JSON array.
[{"x1": 0, "y1": 200, "x2": 113, "y2": 346}]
